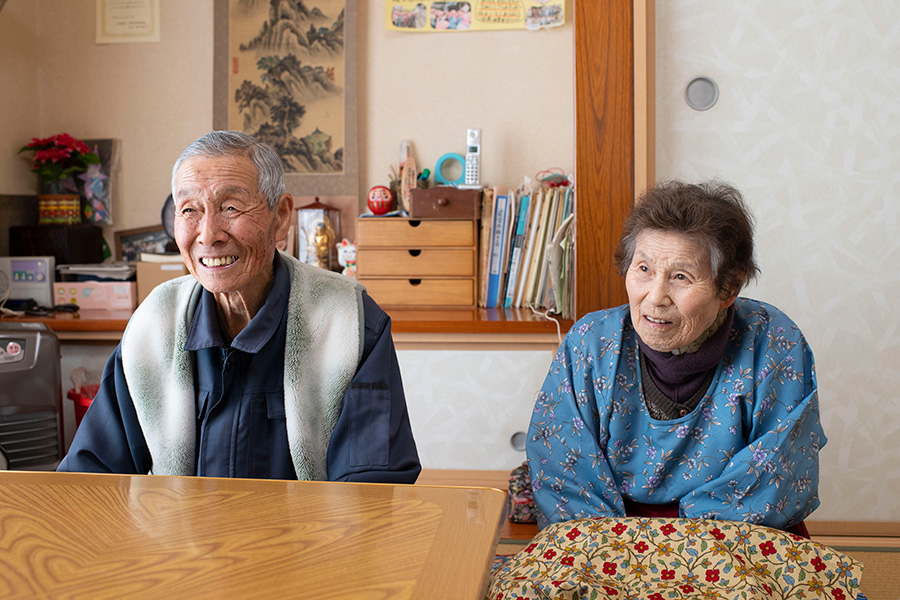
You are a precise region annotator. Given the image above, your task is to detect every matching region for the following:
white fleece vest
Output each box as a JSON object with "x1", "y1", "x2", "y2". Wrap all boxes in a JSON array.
[{"x1": 121, "y1": 252, "x2": 364, "y2": 479}]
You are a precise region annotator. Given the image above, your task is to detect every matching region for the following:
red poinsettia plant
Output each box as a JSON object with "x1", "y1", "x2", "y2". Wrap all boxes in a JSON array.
[{"x1": 18, "y1": 133, "x2": 100, "y2": 194}]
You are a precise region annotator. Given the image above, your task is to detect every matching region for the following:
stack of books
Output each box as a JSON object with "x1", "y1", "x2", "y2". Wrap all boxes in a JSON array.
[{"x1": 477, "y1": 179, "x2": 575, "y2": 319}]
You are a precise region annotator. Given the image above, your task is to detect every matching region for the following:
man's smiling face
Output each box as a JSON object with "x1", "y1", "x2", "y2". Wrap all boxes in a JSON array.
[{"x1": 173, "y1": 153, "x2": 285, "y2": 302}]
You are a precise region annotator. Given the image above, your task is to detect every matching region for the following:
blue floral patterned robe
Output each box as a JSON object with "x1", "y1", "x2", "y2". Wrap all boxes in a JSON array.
[{"x1": 526, "y1": 298, "x2": 825, "y2": 531}]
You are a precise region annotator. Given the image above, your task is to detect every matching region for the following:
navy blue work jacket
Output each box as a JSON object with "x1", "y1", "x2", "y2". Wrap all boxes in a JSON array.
[{"x1": 59, "y1": 256, "x2": 420, "y2": 483}]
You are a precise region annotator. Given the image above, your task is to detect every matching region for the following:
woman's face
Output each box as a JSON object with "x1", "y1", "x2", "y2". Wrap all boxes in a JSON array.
[{"x1": 625, "y1": 229, "x2": 735, "y2": 352}]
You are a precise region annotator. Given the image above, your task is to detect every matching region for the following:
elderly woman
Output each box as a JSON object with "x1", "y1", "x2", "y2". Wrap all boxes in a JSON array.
[{"x1": 526, "y1": 180, "x2": 825, "y2": 535}]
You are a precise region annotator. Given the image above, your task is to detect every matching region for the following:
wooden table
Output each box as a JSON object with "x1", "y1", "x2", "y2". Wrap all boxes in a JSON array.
[
  {"x1": 417, "y1": 469, "x2": 540, "y2": 541},
  {"x1": 0, "y1": 471, "x2": 507, "y2": 599}
]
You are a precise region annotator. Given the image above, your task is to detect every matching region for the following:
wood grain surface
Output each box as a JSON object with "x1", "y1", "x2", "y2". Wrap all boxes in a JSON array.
[
  {"x1": 0, "y1": 471, "x2": 506, "y2": 599},
  {"x1": 574, "y1": 1, "x2": 636, "y2": 316}
]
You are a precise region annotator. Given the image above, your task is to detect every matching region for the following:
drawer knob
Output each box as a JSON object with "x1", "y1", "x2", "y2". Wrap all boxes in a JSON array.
[
  {"x1": 408, "y1": 279, "x2": 422, "y2": 286},
  {"x1": 408, "y1": 249, "x2": 422, "y2": 257},
  {"x1": 437, "y1": 197, "x2": 449, "y2": 206}
]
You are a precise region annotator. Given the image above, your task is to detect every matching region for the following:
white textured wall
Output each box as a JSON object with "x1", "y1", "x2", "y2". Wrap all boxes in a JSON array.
[
  {"x1": 656, "y1": 1, "x2": 900, "y2": 521},
  {"x1": 399, "y1": 349, "x2": 554, "y2": 471}
]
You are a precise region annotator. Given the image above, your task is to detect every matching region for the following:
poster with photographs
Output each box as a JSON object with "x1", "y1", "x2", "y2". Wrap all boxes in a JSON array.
[{"x1": 387, "y1": 1, "x2": 565, "y2": 32}]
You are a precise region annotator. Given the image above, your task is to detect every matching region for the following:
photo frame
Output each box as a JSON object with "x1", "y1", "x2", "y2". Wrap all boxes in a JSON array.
[
  {"x1": 114, "y1": 225, "x2": 172, "y2": 261},
  {"x1": 213, "y1": 0, "x2": 358, "y2": 198}
]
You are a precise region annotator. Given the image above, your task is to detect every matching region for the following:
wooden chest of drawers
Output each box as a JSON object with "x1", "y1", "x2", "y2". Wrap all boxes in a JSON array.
[{"x1": 356, "y1": 218, "x2": 478, "y2": 307}]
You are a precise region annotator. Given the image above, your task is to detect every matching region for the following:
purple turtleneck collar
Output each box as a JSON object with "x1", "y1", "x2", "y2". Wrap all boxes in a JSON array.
[{"x1": 635, "y1": 305, "x2": 736, "y2": 404}]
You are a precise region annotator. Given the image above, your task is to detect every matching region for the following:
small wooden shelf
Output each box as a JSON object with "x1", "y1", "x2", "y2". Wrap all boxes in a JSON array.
[
  {"x1": 2, "y1": 309, "x2": 130, "y2": 341},
  {"x1": 3, "y1": 307, "x2": 572, "y2": 346},
  {"x1": 386, "y1": 307, "x2": 572, "y2": 335}
]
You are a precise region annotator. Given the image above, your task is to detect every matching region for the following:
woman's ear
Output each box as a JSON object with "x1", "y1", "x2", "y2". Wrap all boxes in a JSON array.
[{"x1": 719, "y1": 273, "x2": 745, "y2": 309}]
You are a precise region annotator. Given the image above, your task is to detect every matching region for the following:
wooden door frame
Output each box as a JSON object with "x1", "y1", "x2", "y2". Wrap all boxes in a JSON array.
[{"x1": 574, "y1": 0, "x2": 654, "y2": 318}]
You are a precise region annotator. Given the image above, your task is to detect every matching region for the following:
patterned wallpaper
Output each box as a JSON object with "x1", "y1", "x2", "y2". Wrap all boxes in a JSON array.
[{"x1": 656, "y1": 1, "x2": 900, "y2": 522}]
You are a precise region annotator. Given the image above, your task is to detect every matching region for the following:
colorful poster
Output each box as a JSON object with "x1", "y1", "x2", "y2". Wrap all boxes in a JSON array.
[{"x1": 386, "y1": 1, "x2": 564, "y2": 32}]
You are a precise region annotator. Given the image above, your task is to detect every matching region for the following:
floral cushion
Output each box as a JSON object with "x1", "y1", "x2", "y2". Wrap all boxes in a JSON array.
[{"x1": 488, "y1": 517, "x2": 863, "y2": 600}]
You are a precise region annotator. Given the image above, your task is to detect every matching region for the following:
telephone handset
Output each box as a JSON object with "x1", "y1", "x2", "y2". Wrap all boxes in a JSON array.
[{"x1": 461, "y1": 128, "x2": 481, "y2": 189}]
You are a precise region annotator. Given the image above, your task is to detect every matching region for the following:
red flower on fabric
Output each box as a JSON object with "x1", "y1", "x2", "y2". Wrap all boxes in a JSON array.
[
  {"x1": 552, "y1": 580, "x2": 563, "y2": 588},
  {"x1": 660, "y1": 523, "x2": 676, "y2": 535},
  {"x1": 661, "y1": 569, "x2": 675, "y2": 580},
  {"x1": 648, "y1": 594, "x2": 664, "y2": 600},
  {"x1": 524, "y1": 543, "x2": 537, "y2": 553},
  {"x1": 759, "y1": 541, "x2": 777, "y2": 556},
  {"x1": 543, "y1": 549, "x2": 557, "y2": 560},
  {"x1": 831, "y1": 589, "x2": 846, "y2": 600},
  {"x1": 763, "y1": 584, "x2": 772, "y2": 594},
  {"x1": 705, "y1": 569, "x2": 720, "y2": 582},
  {"x1": 612, "y1": 522, "x2": 628, "y2": 535},
  {"x1": 560, "y1": 556, "x2": 574, "y2": 566},
  {"x1": 634, "y1": 541, "x2": 649, "y2": 553},
  {"x1": 602, "y1": 586, "x2": 618, "y2": 596},
  {"x1": 680, "y1": 584, "x2": 695, "y2": 593},
  {"x1": 566, "y1": 526, "x2": 582, "y2": 540},
  {"x1": 603, "y1": 561, "x2": 618, "y2": 575},
  {"x1": 711, "y1": 527, "x2": 726, "y2": 540},
  {"x1": 811, "y1": 557, "x2": 827, "y2": 572}
]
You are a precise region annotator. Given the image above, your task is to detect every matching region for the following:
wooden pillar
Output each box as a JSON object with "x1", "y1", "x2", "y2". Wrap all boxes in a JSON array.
[{"x1": 574, "y1": 0, "x2": 654, "y2": 318}]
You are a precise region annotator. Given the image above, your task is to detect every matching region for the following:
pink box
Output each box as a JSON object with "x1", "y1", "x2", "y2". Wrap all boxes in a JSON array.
[{"x1": 54, "y1": 282, "x2": 137, "y2": 310}]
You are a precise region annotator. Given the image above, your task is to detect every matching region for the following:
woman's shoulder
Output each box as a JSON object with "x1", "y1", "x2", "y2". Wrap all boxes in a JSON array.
[
  {"x1": 731, "y1": 297, "x2": 809, "y2": 344},
  {"x1": 569, "y1": 304, "x2": 630, "y2": 331},
  {"x1": 560, "y1": 304, "x2": 633, "y2": 348}
]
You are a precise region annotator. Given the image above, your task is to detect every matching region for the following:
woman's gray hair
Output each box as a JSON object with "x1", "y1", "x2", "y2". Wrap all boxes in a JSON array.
[
  {"x1": 171, "y1": 130, "x2": 285, "y2": 210},
  {"x1": 614, "y1": 180, "x2": 760, "y2": 299}
]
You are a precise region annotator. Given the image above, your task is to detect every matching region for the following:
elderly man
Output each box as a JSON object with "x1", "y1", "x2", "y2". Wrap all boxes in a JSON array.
[{"x1": 59, "y1": 131, "x2": 420, "y2": 483}]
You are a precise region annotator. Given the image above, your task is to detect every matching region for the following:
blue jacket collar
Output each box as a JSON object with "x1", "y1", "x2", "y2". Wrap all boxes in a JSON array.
[{"x1": 184, "y1": 255, "x2": 289, "y2": 353}]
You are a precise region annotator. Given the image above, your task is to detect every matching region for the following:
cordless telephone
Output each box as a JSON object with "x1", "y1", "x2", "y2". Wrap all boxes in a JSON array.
[{"x1": 461, "y1": 128, "x2": 481, "y2": 189}]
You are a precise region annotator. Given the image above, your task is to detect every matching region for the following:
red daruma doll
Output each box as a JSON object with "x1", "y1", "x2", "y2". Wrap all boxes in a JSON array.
[{"x1": 367, "y1": 185, "x2": 394, "y2": 215}]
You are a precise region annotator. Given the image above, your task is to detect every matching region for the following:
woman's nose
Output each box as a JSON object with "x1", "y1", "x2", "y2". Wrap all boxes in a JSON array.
[{"x1": 647, "y1": 276, "x2": 671, "y2": 305}]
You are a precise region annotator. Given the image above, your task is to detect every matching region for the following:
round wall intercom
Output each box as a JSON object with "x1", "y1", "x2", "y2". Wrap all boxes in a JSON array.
[{"x1": 685, "y1": 76, "x2": 719, "y2": 111}]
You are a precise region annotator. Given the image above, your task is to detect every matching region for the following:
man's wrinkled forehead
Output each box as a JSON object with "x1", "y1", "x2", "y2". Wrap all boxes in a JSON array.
[
  {"x1": 173, "y1": 155, "x2": 259, "y2": 203},
  {"x1": 174, "y1": 183, "x2": 256, "y2": 205}
]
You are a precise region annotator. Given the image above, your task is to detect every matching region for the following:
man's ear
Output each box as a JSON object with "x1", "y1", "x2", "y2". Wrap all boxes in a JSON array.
[{"x1": 274, "y1": 193, "x2": 294, "y2": 240}]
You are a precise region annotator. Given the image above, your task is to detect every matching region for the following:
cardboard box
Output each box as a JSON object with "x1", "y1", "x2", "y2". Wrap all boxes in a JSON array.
[
  {"x1": 54, "y1": 281, "x2": 137, "y2": 310},
  {"x1": 137, "y1": 262, "x2": 190, "y2": 303}
]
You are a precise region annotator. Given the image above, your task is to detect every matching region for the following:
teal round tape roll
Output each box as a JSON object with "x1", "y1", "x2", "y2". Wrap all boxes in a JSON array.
[{"x1": 434, "y1": 153, "x2": 465, "y2": 186}]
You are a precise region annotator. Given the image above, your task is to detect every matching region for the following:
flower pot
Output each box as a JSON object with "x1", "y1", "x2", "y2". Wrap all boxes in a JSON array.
[{"x1": 38, "y1": 194, "x2": 81, "y2": 225}]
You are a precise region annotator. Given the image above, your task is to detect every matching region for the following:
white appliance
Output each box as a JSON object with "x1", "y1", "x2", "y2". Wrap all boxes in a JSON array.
[{"x1": 0, "y1": 256, "x2": 55, "y2": 308}]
